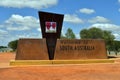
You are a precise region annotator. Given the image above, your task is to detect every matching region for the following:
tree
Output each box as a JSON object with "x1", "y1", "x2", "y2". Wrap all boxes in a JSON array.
[
  {"x1": 80, "y1": 27, "x2": 104, "y2": 39},
  {"x1": 80, "y1": 27, "x2": 115, "y2": 40},
  {"x1": 65, "y1": 28, "x2": 76, "y2": 39},
  {"x1": 8, "y1": 40, "x2": 18, "y2": 51},
  {"x1": 112, "y1": 41, "x2": 120, "y2": 55},
  {"x1": 80, "y1": 27, "x2": 115, "y2": 53},
  {"x1": 80, "y1": 29, "x2": 90, "y2": 39},
  {"x1": 0, "y1": 46, "x2": 7, "y2": 49},
  {"x1": 103, "y1": 30, "x2": 115, "y2": 45},
  {"x1": 103, "y1": 30, "x2": 115, "y2": 54},
  {"x1": 89, "y1": 27, "x2": 104, "y2": 39}
]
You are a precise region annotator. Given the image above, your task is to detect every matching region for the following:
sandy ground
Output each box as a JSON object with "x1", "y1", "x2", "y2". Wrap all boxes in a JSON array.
[
  {"x1": 0, "y1": 52, "x2": 15, "y2": 68},
  {"x1": 1, "y1": 52, "x2": 120, "y2": 80}
]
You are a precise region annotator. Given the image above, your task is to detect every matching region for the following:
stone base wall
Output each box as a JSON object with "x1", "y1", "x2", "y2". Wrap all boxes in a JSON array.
[
  {"x1": 16, "y1": 38, "x2": 49, "y2": 60},
  {"x1": 54, "y1": 39, "x2": 107, "y2": 60}
]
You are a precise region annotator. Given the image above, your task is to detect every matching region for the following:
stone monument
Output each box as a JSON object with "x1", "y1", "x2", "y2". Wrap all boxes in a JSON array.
[
  {"x1": 15, "y1": 11, "x2": 107, "y2": 60},
  {"x1": 38, "y1": 11, "x2": 64, "y2": 60}
]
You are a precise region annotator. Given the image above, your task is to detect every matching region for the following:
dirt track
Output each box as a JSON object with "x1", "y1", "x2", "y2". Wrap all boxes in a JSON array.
[{"x1": 0, "y1": 53, "x2": 120, "y2": 80}]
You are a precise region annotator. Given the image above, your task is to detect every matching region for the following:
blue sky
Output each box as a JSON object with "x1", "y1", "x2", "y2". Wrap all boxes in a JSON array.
[{"x1": 0, "y1": 0, "x2": 120, "y2": 46}]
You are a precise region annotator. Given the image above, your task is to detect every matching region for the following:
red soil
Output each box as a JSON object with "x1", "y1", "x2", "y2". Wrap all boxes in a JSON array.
[
  {"x1": 0, "y1": 52, "x2": 15, "y2": 68},
  {"x1": 0, "y1": 52, "x2": 120, "y2": 80}
]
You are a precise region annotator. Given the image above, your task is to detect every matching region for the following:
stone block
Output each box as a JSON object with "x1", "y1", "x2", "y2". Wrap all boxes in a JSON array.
[{"x1": 16, "y1": 38, "x2": 49, "y2": 60}]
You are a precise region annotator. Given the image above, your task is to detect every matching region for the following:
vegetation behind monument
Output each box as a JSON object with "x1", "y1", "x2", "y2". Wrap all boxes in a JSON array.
[
  {"x1": 8, "y1": 27, "x2": 120, "y2": 54},
  {"x1": 65, "y1": 28, "x2": 76, "y2": 39},
  {"x1": 8, "y1": 40, "x2": 18, "y2": 51},
  {"x1": 80, "y1": 27, "x2": 120, "y2": 54}
]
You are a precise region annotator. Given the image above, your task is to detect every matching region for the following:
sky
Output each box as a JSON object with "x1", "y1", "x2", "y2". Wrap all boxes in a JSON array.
[{"x1": 0, "y1": 0, "x2": 120, "y2": 46}]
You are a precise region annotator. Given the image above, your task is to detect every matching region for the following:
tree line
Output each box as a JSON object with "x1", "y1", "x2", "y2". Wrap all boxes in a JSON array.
[
  {"x1": 61, "y1": 27, "x2": 120, "y2": 55},
  {"x1": 8, "y1": 27, "x2": 120, "y2": 55},
  {"x1": 0, "y1": 46, "x2": 7, "y2": 49}
]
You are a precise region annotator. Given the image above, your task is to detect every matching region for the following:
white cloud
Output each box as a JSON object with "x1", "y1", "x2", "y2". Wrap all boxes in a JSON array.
[
  {"x1": 37, "y1": 28, "x2": 41, "y2": 32},
  {"x1": 0, "y1": 14, "x2": 42, "y2": 46},
  {"x1": 0, "y1": 0, "x2": 58, "y2": 9},
  {"x1": 114, "y1": 33, "x2": 119, "y2": 38},
  {"x1": 76, "y1": 33, "x2": 80, "y2": 39},
  {"x1": 64, "y1": 14, "x2": 84, "y2": 24},
  {"x1": 79, "y1": 8, "x2": 95, "y2": 14},
  {"x1": 7, "y1": 26, "x2": 30, "y2": 31},
  {"x1": 113, "y1": 33, "x2": 120, "y2": 40},
  {"x1": 61, "y1": 26, "x2": 65, "y2": 35},
  {"x1": 0, "y1": 32, "x2": 42, "y2": 46},
  {"x1": 0, "y1": 29, "x2": 8, "y2": 35},
  {"x1": 89, "y1": 23, "x2": 120, "y2": 31},
  {"x1": 3, "y1": 14, "x2": 40, "y2": 31},
  {"x1": 0, "y1": 29, "x2": 8, "y2": 45},
  {"x1": 88, "y1": 16, "x2": 110, "y2": 23},
  {"x1": 0, "y1": 25, "x2": 4, "y2": 28},
  {"x1": 16, "y1": 33, "x2": 41, "y2": 38}
]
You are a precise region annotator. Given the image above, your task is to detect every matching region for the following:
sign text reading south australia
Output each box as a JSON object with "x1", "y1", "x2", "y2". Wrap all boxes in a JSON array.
[{"x1": 59, "y1": 40, "x2": 95, "y2": 51}]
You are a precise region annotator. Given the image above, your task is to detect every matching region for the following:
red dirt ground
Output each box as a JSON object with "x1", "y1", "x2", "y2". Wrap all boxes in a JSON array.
[
  {"x1": 1, "y1": 52, "x2": 120, "y2": 80},
  {"x1": 0, "y1": 52, "x2": 15, "y2": 68}
]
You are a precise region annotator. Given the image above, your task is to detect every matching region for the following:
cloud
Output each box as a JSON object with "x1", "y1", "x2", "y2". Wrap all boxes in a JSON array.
[
  {"x1": 113, "y1": 33, "x2": 120, "y2": 40},
  {"x1": 0, "y1": 0, "x2": 58, "y2": 9},
  {"x1": 114, "y1": 33, "x2": 119, "y2": 37},
  {"x1": 88, "y1": 16, "x2": 110, "y2": 23},
  {"x1": 0, "y1": 14, "x2": 42, "y2": 46},
  {"x1": 0, "y1": 25, "x2": 4, "y2": 28},
  {"x1": 89, "y1": 23, "x2": 120, "y2": 31},
  {"x1": 0, "y1": 29, "x2": 8, "y2": 40},
  {"x1": 16, "y1": 33, "x2": 42, "y2": 38},
  {"x1": 79, "y1": 8, "x2": 95, "y2": 14},
  {"x1": 0, "y1": 29, "x2": 8, "y2": 45},
  {"x1": 3, "y1": 14, "x2": 40, "y2": 31},
  {"x1": 37, "y1": 28, "x2": 41, "y2": 32},
  {"x1": 64, "y1": 14, "x2": 84, "y2": 24},
  {"x1": 0, "y1": 32, "x2": 42, "y2": 46},
  {"x1": 75, "y1": 33, "x2": 80, "y2": 39},
  {"x1": 0, "y1": 29, "x2": 8, "y2": 35}
]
